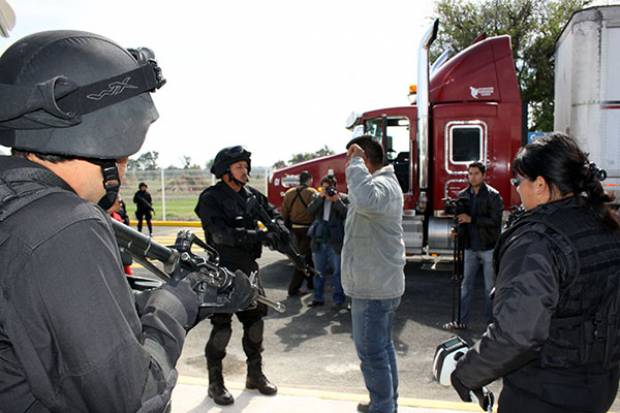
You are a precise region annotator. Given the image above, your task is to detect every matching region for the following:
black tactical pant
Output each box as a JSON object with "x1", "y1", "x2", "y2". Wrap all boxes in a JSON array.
[
  {"x1": 205, "y1": 260, "x2": 267, "y2": 375},
  {"x1": 136, "y1": 210, "x2": 152, "y2": 234},
  {"x1": 205, "y1": 306, "x2": 267, "y2": 374},
  {"x1": 500, "y1": 367, "x2": 619, "y2": 413}
]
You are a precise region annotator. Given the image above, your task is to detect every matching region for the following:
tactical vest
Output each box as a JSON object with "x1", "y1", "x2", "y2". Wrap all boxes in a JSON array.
[
  {"x1": 495, "y1": 197, "x2": 620, "y2": 370},
  {"x1": 0, "y1": 162, "x2": 175, "y2": 413},
  {"x1": 0, "y1": 168, "x2": 67, "y2": 222}
]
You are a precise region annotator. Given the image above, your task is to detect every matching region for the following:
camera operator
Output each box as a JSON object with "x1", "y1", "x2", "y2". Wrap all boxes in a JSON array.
[
  {"x1": 306, "y1": 175, "x2": 348, "y2": 309},
  {"x1": 0, "y1": 31, "x2": 225, "y2": 412},
  {"x1": 451, "y1": 133, "x2": 620, "y2": 413},
  {"x1": 445, "y1": 161, "x2": 503, "y2": 330}
]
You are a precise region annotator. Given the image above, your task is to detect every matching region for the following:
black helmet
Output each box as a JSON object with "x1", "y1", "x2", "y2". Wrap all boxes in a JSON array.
[
  {"x1": 211, "y1": 145, "x2": 252, "y2": 178},
  {"x1": 0, "y1": 30, "x2": 164, "y2": 159}
]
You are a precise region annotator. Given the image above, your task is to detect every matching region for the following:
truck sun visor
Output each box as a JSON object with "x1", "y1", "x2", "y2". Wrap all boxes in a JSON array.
[{"x1": 0, "y1": 56, "x2": 165, "y2": 130}]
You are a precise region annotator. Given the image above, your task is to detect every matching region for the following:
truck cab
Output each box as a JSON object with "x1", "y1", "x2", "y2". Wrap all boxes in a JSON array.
[{"x1": 268, "y1": 21, "x2": 522, "y2": 258}]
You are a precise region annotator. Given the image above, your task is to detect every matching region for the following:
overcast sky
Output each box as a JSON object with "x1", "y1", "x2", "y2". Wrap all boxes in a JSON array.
[{"x1": 2, "y1": 0, "x2": 436, "y2": 167}]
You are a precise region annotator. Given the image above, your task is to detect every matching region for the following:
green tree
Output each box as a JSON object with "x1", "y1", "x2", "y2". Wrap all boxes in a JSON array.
[
  {"x1": 315, "y1": 145, "x2": 335, "y2": 157},
  {"x1": 272, "y1": 160, "x2": 287, "y2": 169},
  {"x1": 128, "y1": 150, "x2": 160, "y2": 171},
  {"x1": 288, "y1": 152, "x2": 315, "y2": 164},
  {"x1": 432, "y1": 0, "x2": 590, "y2": 131},
  {"x1": 288, "y1": 146, "x2": 336, "y2": 165}
]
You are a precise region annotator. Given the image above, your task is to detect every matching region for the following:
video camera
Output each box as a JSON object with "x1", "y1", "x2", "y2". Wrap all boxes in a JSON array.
[{"x1": 443, "y1": 197, "x2": 470, "y2": 216}]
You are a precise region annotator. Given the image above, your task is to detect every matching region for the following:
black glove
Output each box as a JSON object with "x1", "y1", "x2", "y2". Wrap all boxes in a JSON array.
[
  {"x1": 193, "y1": 269, "x2": 258, "y2": 314},
  {"x1": 450, "y1": 370, "x2": 473, "y2": 402},
  {"x1": 451, "y1": 370, "x2": 493, "y2": 411},
  {"x1": 142, "y1": 277, "x2": 200, "y2": 330},
  {"x1": 218, "y1": 269, "x2": 258, "y2": 312}
]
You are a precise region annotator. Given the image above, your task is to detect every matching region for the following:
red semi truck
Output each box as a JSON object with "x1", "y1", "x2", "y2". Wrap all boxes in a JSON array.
[{"x1": 268, "y1": 20, "x2": 522, "y2": 258}]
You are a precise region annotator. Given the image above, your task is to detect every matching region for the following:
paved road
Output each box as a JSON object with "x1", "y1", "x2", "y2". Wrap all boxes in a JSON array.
[{"x1": 136, "y1": 226, "x2": 619, "y2": 412}]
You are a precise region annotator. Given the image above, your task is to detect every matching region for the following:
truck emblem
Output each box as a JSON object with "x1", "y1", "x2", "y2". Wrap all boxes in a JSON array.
[{"x1": 470, "y1": 86, "x2": 494, "y2": 99}]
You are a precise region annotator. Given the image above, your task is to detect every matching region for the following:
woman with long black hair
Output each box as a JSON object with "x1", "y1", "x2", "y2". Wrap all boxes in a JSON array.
[{"x1": 451, "y1": 133, "x2": 620, "y2": 413}]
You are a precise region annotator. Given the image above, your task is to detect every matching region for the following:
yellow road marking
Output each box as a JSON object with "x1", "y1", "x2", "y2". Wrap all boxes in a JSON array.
[{"x1": 177, "y1": 375, "x2": 494, "y2": 412}]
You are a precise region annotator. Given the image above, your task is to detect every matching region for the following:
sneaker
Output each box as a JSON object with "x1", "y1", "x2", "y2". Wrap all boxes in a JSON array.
[
  {"x1": 443, "y1": 321, "x2": 467, "y2": 330},
  {"x1": 308, "y1": 300, "x2": 324, "y2": 307}
]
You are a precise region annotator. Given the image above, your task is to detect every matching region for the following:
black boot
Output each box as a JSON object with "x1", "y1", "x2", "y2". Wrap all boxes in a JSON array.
[
  {"x1": 246, "y1": 365, "x2": 277, "y2": 396},
  {"x1": 207, "y1": 366, "x2": 234, "y2": 405}
]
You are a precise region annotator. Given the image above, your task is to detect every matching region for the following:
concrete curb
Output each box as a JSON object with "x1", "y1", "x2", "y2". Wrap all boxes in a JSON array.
[{"x1": 177, "y1": 375, "x2": 488, "y2": 412}]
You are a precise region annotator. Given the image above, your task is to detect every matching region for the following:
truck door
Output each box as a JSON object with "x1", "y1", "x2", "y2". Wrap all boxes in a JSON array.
[{"x1": 442, "y1": 120, "x2": 488, "y2": 202}]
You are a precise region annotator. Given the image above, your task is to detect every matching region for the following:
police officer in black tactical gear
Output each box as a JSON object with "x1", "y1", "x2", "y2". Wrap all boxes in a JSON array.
[
  {"x1": 0, "y1": 31, "x2": 254, "y2": 412},
  {"x1": 195, "y1": 145, "x2": 279, "y2": 405},
  {"x1": 451, "y1": 133, "x2": 620, "y2": 413}
]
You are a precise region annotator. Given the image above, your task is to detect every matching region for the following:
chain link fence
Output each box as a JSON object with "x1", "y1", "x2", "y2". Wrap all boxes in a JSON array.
[{"x1": 120, "y1": 168, "x2": 269, "y2": 221}]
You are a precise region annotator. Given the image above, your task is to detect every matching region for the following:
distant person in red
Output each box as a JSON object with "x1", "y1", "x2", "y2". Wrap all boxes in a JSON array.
[
  {"x1": 133, "y1": 182, "x2": 154, "y2": 236},
  {"x1": 108, "y1": 196, "x2": 133, "y2": 275},
  {"x1": 118, "y1": 196, "x2": 130, "y2": 226}
]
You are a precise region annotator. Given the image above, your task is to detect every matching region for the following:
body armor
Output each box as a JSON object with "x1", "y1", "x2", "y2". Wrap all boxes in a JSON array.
[{"x1": 496, "y1": 197, "x2": 620, "y2": 370}]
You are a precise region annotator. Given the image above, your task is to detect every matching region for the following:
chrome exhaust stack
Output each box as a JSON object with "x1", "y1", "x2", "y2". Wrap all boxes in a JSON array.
[{"x1": 417, "y1": 19, "x2": 439, "y2": 192}]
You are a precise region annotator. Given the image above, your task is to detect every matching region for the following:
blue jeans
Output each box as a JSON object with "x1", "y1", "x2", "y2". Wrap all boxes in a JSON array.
[
  {"x1": 351, "y1": 298, "x2": 401, "y2": 413},
  {"x1": 312, "y1": 243, "x2": 345, "y2": 304},
  {"x1": 460, "y1": 248, "x2": 494, "y2": 324}
]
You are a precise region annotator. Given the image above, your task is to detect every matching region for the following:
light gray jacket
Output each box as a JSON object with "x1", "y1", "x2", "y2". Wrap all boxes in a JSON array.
[{"x1": 341, "y1": 157, "x2": 406, "y2": 299}]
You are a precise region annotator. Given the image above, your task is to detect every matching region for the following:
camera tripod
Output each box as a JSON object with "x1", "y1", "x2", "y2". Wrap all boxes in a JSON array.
[{"x1": 450, "y1": 225, "x2": 465, "y2": 326}]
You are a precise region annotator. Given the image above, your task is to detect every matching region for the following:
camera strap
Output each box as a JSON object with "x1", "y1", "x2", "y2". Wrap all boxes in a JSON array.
[{"x1": 291, "y1": 187, "x2": 309, "y2": 209}]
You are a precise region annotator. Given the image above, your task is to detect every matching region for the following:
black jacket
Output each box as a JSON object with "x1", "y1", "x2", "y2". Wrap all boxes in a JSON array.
[
  {"x1": 0, "y1": 156, "x2": 186, "y2": 412},
  {"x1": 457, "y1": 183, "x2": 503, "y2": 250},
  {"x1": 133, "y1": 190, "x2": 153, "y2": 213},
  {"x1": 307, "y1": 194, "x2": 349, "y2": 254},
  {"x1": 195, "y1": 181, "x2": 279, "y2": 272},
  {"x1": 454, "y1": 197, "x2": 620, "y2": 411}
]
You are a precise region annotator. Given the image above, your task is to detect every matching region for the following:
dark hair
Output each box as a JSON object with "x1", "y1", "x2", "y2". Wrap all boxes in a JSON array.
[
  {"x1": 299, "y1": 170, "x2": 312, "y2": 185},
  {"x1": 11, "y1": 149, "x2": 71, "y2": 164},
  {"x1": 346, "y1": 135, "x2": 384, "y2": 166},
  {"x1": 512, "y1": 132, "x2": 619, "y2": 231},
  {"x1": 139, "y1": 182, "x2": 148, "y2": 189},
  {"x1": 320, "y1": 174, "x2": 337, "y2": 186},
  {"x1": 468, "y1": 161, "x2": 486, "y2": 174}
]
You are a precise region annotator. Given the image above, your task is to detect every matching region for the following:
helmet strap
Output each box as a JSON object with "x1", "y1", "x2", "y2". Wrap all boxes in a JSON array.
[
  {"x1": 87, "y1": 159, "x2": 120, "y2": 210},
  {"x1": 226, "y1": 169, "x2": 246, "y2": 187}
]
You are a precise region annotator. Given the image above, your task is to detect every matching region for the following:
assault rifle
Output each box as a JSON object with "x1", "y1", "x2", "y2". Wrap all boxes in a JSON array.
[
  {"x1": 246, "y1": 193, "x2": 319, "y2": 278},
  {"x1": 111, "y1": 219, "x2": 285, "y2": 313}
]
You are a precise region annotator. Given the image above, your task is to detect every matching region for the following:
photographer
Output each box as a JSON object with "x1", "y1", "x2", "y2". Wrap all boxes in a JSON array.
[
  {"x1": 445, "y1": 161, "x2": 503, "y2": 330},
  {"x1": 306, "y1": 175, "x2": 348, "y2": 309},
  {"x1": 451, "y1": 133, "x2": 620, "y2": 413}
]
